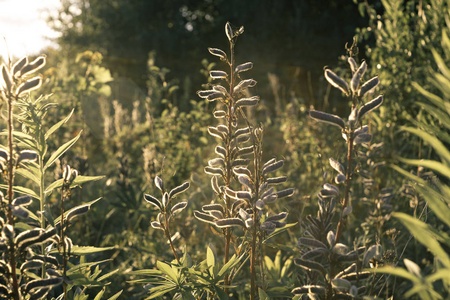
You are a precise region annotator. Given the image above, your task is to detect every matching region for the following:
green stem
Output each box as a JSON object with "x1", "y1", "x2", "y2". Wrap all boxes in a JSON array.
[
  {"x1": 7, "y1": 94, "x2": 20, "y2": 300},
  {"x1": 164, "y1": 213, "x2": 180, "y2": 264}
]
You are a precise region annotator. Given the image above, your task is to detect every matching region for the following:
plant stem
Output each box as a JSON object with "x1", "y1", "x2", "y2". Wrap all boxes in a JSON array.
[
  {"x1": 335, "y1": 130, "x2": 354, "y2": 244},
  {"x1": 250, "y1": 215, "x2": 257, "y2": 300},
  {"x1": 7, "y1": 94, "x2": 20, "y2": 300},
  {"x1": 164, "y1": 213, "x2": 180, "y2": 264},
  {"x1": 60, "y1": 189, "x2": 68, "y2": 299}
]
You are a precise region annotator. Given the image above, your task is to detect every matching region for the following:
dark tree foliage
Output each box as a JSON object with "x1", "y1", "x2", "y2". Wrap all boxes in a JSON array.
[{"x1": 49, "y1": 0, "x2": 371, "y2": 104}]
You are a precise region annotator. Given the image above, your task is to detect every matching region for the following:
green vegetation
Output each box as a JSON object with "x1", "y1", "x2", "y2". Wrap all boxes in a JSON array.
[{"x1": 0, "y1": 0, "x2": 449, "y2": 299}]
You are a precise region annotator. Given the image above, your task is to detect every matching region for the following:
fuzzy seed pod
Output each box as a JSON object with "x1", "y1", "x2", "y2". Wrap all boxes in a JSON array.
[
  {"x1": 235, "y1": 62, "x2": 253, "y2": 73},
  {"x1": 20, "y1": 56, "x2": 46, "y2": 76},
  {"x1": 169, "y1": 182, "x2": 190, "y2": 199},
  {"x1": 208, "y1": 48, "x2": 227, "y2": 60},
  {"x1": 215, "y1": 218, "x2": 245, "y2": 228},
  {"x1": 171, "y1": 201, "x2": 188, "y2": 215},
  {"x1": 144, "y1": 194, "x2": 162, "y2": 209},
  {"x1": 210, "y1": 70, "x2": 228, "y2": 79},
  {"x1": 225, "y1": 22, "x2": 233, "y2": 41},
  {"x1": 235, "y1": 96, "x2": 259, "y2": 108},
  {"x1": 358, "y1": 76, "x2": 379, "y2": 98},
  {"x1": 324, "y1": 69, "x2": 349, "y2": 96},
  {"x1": 309, "y1": 110, "x2": 345, "y2": 129},
  {"x1": 194, "y1": 211, "x2": 218, "y2": 225},
  {"x1": 351, "y1": 61, "x2": 367, "y2": 92},
  {"x1": 358, "y1": 95, "x2": 383, "y2": 120},
  {"x1": 16, "y1": 77, "x2": 42, "y2": 96}
]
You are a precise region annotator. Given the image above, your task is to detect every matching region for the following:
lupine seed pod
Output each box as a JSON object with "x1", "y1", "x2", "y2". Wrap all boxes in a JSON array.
[
  {"x1": 0, "y1": 149, "x2": 8, "y2": 161},
  {"x1": 171, "y1": 201, "x2": 188, "y2": 215},
  {"x1": 46, "y1": 268, "x2": 61, "y2": 277},
  {"x1": 235, "y1": 96, "x2": 259, "y2": 108},
  {"x1": 354, "y1": 133, "x2": 372, "y2": 145},
  {"x1": 332, "y1": 243, "x2": 349, "y2": 255},
  {"x1": 262, "y1": 160, "x2": 284, "y2": 175},
  {"x1": 12, "y1": 195, "x2": 32, "y2": 206},
  {"x1": 233, "y1": 79, "x2": 257, "y2": 94},
  {"x1": 168, "y1": 182, "x2": 190, "y2": 199},
  {"x1": 151, "y1": 221, "x2": 163, "y2": 230},
  {"x1": 335, "y1": 263, "x2": 357, "y2": 278},
  {"x1": 20, "y1": 56, "x2": 46, "y2": 76},
  {"x1": 210, "y1": 70, "x2": 228, "y2": 79},
  {"x1": 231, "y1": 159, "x2": 250, "y2": 167},
  {"x1": 354, "y1": 125, "x2": 369, "y2": 136},
  {"x1": 24, "y1": 277, "x2": 63, "y2": 293},
  {"x1": 255, "y1": 199, "x2": 265, "y2": 210},
  {"x1": 20, "y1": 260, "x2": 43, "y2": 272},
  {"x1": 237, "y1": 145, "x2": 253, "y2": 157},
  {"x1": 358, "y1": 76, "x2": 379, "y2": 98},
  {"x1": 319, "y1": 189, "x2": 337, "y2": 198},
  {"x1": 309, "y1": 110, "x2": 346, "y2": 129},
  {"x1": 261, "y1": 187, "x2": 274, "y2": 200},
  {"x1": 197, "y1": 90, "x2": 215, "y2": 98},
  {"x1": 234, "y1": 127, "x2": 251, "y2": 138},
  {"x1": 265, "y1": 176, "x2": 287, "y2": 185},
  {"x1": 11, "y1": 206, "x2": 29, "y2": 219},
  {"x1": 154, "y1": 176, "x2": 164, "y2": 191},
  {"x1": 16, "y1": 77, "x2": 42, "y2": 96},
  {"x1": 348, "y1": 57, "x2": 357, "y2": 73},
  {"x1": 260, "y1": 221, "x2": 276, "y2": 233},
  {"x1": 208, "y1": 126, "x2": 225, "y2": 139},
  {"x1": 294, "y1": 258, "x2": 327, "y2": 276},
  {"x1": 215, "y1": 145, "x2": 226, "y2": 158},
  {"x1": 235, "y1": 133, "x2": 250, "y2": 143},
  {"x1": 209, "y1": 210, "x2": 223, "y2": 219},
  {"x1": 213, "y1": 85, "x2": 228, "y2": 94},
  {"x1": 225, "y1": 22, "x2": 233, "y2": 41},
  {"x1": 217, "y1": 125, "x2": 229, "y2": 135},
  {"x1": 324, "y1": 69, "x2": 349, "y2": 96},
  {"x1": 323, "y1": 183, "x2": 339, "y2": 194},
  {"x1": 327, "y1": 231, "x2": 336, "y2": 247},
  {"x1": 144, "y1": 194, "x2": 161, "y2": 209},
  {"x1": 213, "y1": 110, "x2": 226, "y2": 118},
  {"x1": 331, "y1": 278, "x2": 352, "y2": 291},
  {"x1": 12, "y1": 57, "x2": 27, "y2": 76},
  {"x1": 266, "y1": 212, "x2": 288, "y2": 222},
  {"x1": 363, "y1": 244, "x2": 383, "y2": 267},
  {"x1": 236, "y1": 191, "x2": 252, "y2": 201},
  {"x1": 204, "y1": 166, "x2": 224, "y2": 176},
  {"x1": 238, "y1": 175, "x2": 253, "y2": 189},
  {"x1": 34, "y1": 255, "x2": 59, "y2": 268},
  {"x1": 238, "y1": 208, "x2": 250, "y2": 220},
  {"x1": 329, "y1": 158, "x2": 345, "y2": 175},
  {"x1": 235, "y1": 62, "x2": 253, "y2": 73},
  {"x1": 162, "y1": 192, "x2": 169, "y2": 207},
  {"x1": 202, "y1": 203, "x2": 225, "y2": 214},
  {"x1": 233, "y1": 166, "x2": 252, "y2": 178},
  {"x1": 18, "y1": 150, "x2": 38, "y2": 163},
  {"x1": 15, "y1": 229, "x2": 44, "y2": 246},
  {"x1": 350, "y1": 60, "x2": 367, "y2": 93},
  {"x1": 1, "y1": 65, "x2": 12, "y2": 91},
  {"x1": 215, "y1": 218, "x2": 245, "y2": 228},
  {"x1": 208, "y1": 158, "x2": 225, "y2": 168},
  {"x1": 244, "y1": 218, "x2": 254, "y2": 228},
  {"x1": 262, "y1": 193, "x2": 276, "y2": 204},
  {"x1": 276, "y1": 188, "x2": 295, "y2": 199},
  {"x1": 206, "y1": 92, "x2": 225, "y2": 102},
  {"x1": 208, "y1": 48, "x2": 227, "y2": 60},
  {"x1": 297, "y1": 237, "x2": 327, "y2": 249},
  {"x1": 2, "y1": 224, "x2": 14, "y2": 240},
  {"x1": 301, "y1": 248, "x2": 328, "y2": 260},
  {"x1": 335, "y1": 174, "x2": 346, "y2": 184},
  {"x1": 194, "y1": 210, "x2": 217, "y2": 225},
  {"x1": 340, "y1": 271, "x2": 371, "y2": 281},
  {"x1": 211, "y1": 176, "x2": 221, "y2": 194},
  {"x1": 358, "y1": 95, "x2": 383, "y2": 120},
  {"x1": 66, "y1": 204, "x2": 90, "y2": 222},
  {"x1": 292, "y1": 285, "x2": 326, "y2": 295}
]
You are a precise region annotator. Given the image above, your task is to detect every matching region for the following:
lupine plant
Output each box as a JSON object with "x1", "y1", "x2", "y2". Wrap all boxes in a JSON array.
[
  {"x1": 292, "y1": 55, "x2": 385, "y2": 299},
  {"x1": 0, "y1": 55, "x2": 121, "y2": 299},
  {"x1": 193, "y1": 22, "x2": 294, "y2": 299}
]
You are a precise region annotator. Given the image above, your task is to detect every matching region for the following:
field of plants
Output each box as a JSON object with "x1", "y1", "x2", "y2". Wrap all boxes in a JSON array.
[{"x1": 0, "y1": 0, "x2": 449, "y2": 299}]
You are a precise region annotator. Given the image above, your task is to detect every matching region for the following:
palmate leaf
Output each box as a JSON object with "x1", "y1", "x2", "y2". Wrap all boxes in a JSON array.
[{"x1": 44, "y1": 130, "x2": 82, "y2": 171}]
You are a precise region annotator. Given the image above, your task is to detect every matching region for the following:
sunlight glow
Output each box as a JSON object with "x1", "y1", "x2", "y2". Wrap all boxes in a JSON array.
[{"x1": 0, "y1": 0, "x2": 61, "y2": 59}]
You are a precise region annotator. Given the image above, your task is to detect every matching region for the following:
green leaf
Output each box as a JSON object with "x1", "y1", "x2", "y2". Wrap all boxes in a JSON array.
[
  {"x1": 45, "y1": 109, "x2": 74, "y2": 140},
  {"x1": 44, "y1": 131, "x2": 82, "y2": 170},
  {"x1": 397, "y1": 157, "x2": 450, "y2": 178},
  {"x1": 259, "y1": 288, "x2": 270, "y2": 300},
  {"x1": 401, "y1": 126, "x2": 450, "y2": 165},
  {"x1": 0, "y1": 184, "x2": 39, "y2": 199},
  {"x1": 218, "y1": 253, "x2": 245, "y2": 278},
  {"x1": 156, "y1": 261, "x2": 178, "y2": 284},
  {"x1": 393, "y1": 212, "x2": 450, "y2": 268},
  {"x1": 15, "y1": 167, "x2": 40, "y2": 185},
  {"x1": 263, "y1": 222, "x2": 297, "y2": 243},
  {"x1": 93, "y1": 288, "x2": 105, "y2": 300},
  {"x1": 206, "y1": 245, "x2": 215, "y2": 269},
  {"x1": 45, "y1": 175, "x2": 104, "y2": 195},
  {"x1": 107, "y1": 290, "x2": 123, "y2": 300},
  {"x1": 70, "y1": 246, "x2": 115, "y2": 256},
  {"x1": 368, "y1": 265, "x2": 419, "y2": 282},
  {"x1": 97, "y1": 268, "x2": 119, "y2": 281}
]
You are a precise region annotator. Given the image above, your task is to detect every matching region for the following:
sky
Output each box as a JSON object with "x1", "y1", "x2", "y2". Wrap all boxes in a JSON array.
[{"x1": 0, "y1": 0, "x2": 61, "y2": 59}]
